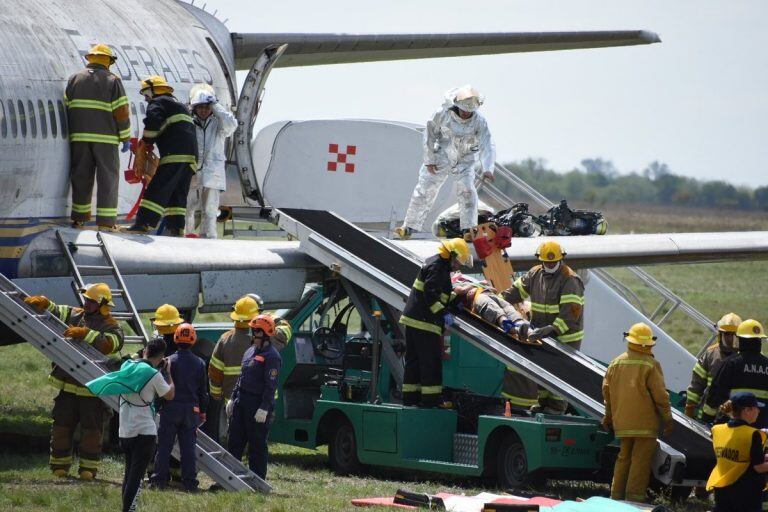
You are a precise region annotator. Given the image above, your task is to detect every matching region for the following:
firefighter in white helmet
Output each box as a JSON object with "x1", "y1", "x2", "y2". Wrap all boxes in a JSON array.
[
  {"x1": 396, "y1": 85, "x2": 496, "y2": 240},
  {"x1": 185, "y1": 84, "x2": 237, "y2": 238}
]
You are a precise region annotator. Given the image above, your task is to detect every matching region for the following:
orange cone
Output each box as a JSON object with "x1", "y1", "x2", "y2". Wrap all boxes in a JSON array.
[{"x1": 504, "y1": 400, "x2": 512, "y2": 417}]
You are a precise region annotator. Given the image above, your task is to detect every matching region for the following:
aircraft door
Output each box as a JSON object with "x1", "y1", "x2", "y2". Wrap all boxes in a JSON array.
[{"x1": 233, "y1": 44, "x2": 287, "y2": 207}]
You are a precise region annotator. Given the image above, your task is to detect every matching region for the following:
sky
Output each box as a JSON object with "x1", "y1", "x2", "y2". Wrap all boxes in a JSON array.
[{"x1": 206, "y1": 0, "x2": 768, "y2": 188}]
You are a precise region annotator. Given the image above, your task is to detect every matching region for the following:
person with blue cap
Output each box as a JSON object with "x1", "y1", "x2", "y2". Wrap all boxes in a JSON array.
[{"x1": 707, "y1": 391, "x2": 768, "y2": 511}]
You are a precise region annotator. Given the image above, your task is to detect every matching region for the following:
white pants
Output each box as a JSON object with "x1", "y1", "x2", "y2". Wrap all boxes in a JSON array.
[
  {"x1": 185, "y1": 185, "x2": 220, "y2": 238},
  {"x1": 403, "y1": 164, "x2": 478, "y2": 231}
]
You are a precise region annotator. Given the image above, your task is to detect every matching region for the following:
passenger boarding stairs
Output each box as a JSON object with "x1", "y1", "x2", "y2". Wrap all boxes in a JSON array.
[
  {"x1": 0, "y1": 274, "x2": 271, "y2": 493},
  {"x1": 477, "y1": 163, "x2": 713, "y2": 391}
]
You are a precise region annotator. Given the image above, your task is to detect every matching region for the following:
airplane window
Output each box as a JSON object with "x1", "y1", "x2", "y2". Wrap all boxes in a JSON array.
[
  {"x1": 38, "y1": 100, "x2": 47, "y2": 139},
  {"x1": 0, "y1": 100, "x2": 6, "y2": 138},
  {"x1": 130, "y1": 102, "x2": 139, "y2": 137},
  {"x1": 47, "y1": 100, "x2": 57, "y2": 138},
  {"x1": 139, "y1": 103, "x2": 146, "y2": 116},
  {"x1": 57, "y1": 100, "x2": 67, "y2": 137},
  {"x1": 7, "y1": 100, "x2": 17, "y2": 138},
  {"x1": 27, "y1": 101, "x2": 36, "y2": 138},
  {"x1": 17, "y1": 100, "x2": 26, "y2": 138}
]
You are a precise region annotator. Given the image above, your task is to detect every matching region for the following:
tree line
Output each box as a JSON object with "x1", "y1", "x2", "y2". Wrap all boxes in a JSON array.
[{"x1": 501, "y1": 158, "x2": 768, "y2": 211}]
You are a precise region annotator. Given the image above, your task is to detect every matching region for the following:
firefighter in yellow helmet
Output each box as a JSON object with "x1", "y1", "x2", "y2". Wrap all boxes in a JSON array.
[
  {"x1": 706, "y1": 391, "x2": 768, "y2": 512},
  {"x1": 685, "y1": 313, "x2": 742, "y2": 418},
  {"x1": 602, "y1": 323, "x2": 673, "y2": 502},
  {"x1": 24, "y1": 283, "x2": 124, "y2": 479},
  {"x1": 151, "y1": 303, "x2": 184, "y2": 356},
  {"x1": 704, "y1": 319, "x2": 768, "y2": 428},
  {"x1": 126, "y1": 76, "x2": 197, "y2": 236},
  {"x1": 500, "y1": 241, "x2": 585, "y2": 413},
  {"x1": 65, "y1": 44, "x2": 131, "y2": 230},
  {"x1": 399, "y1": 238, "x2": 472, "y2": 407}
]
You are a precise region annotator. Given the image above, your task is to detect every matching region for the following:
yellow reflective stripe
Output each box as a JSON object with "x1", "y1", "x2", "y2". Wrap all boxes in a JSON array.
[
  {"x1": 421, "y1": 385, "x2": 442, "y2": 395},
  {"x1": 209, "y1": 356, "x2": 225, "y2": 371},
  {"x1": 614, "y1": 429, "x2": 657, "y2": 437},
  {"x1": 610, "y1": 358, "x2": 654, "y2": 369},
  {"x1": 78, "y1": 458, "x2": 100, "y2": 469},
  {"x1": 111, "y1": 96, "x2": 129, "y2": 110},
  {"x1": 412, "y1": 279, "x2": 425, "y2": 291},
  {"x1": 500, "y1": 392, "x2": 540, "y2": 407},
  {"x1": 731, "y1": 388, "x2": 768, "y2": 399},
  {"x1": 164, "y1": 207, "x2": 186, "y2": 216},
  {"x1": 513, "y1": 277, "x2": 529, "y2": 300},
  {"x1": 159, "y1": 113, "x2": 194, "y2": 133},
  {"x1": 559, "y1": 294, "x2": 584, "y2": 305},
  {"x1": 449, "y1": 292, "x2": 457, "y2": 303},
  {"x1": 429, "y1": 302, "x2": 444, "y2": 314},
  {"x1": 48, "y1": 376, "x2": 95, "y2": 397},
  {"x1": 143, "y1": 130, "x2": 160, "y2": 138},
  {"x1": 399, "y1": 315, "x2": 442, "y2": 335},
  {"x1": 140, "y1": 199, "x2": 165, "y2": 215},
  {"x1": 96, "y1": 207, "x2": 117, "y2": 216},
  {"x1": 552, "y1": 317, "x2": 569, "y2": 334},
  {"x1": 49, "y1": 455, "x2": 73, "y2": 465},
  {"x1": 66, "y1": 99, "x2": 113, "y2": 111},
  {"x1": 686, "y1": 391, "x2": 701, "y2": 404},
  {"x1": 530, "y1": 302, "x2": 559, "y2": 314},
  {"x1": 693, "y1": 363, "x2": 707, "y2": 380},
  {"x1": 702, "y1": 403, "x2": 719, "y2": 416},
  {"x1": 222, "y1": 366, "x2": 242, "y2": 376},
  {"x1": 118, "y1": 128, "x2": 131, "y2": 139},
  {"x1": 159, "y1": 155, "x2": 197, "y2": 168},
  {"x1": 439, "y1": 293, "x2": 449, "y2": 304},
  {"x1": 402, "y1": 383, "x2": 421, "y2": 392},
  {"x1": 276, "y1": 323, "x2": 292, "y2": 341},
  {"x1": 558, "y1": 330, "x2": 584, "y2": 343},
  {"x1": 209, "y1": 383, "x2": 222, "y2": 396},
  {"x1": 71, "y1": 202, "x2": 91, "y2": 213},
  {"x1": 70, "y1": 133, "x2": 119, "y2": 144},
  {"x1": 83, "y1": 330, "x2": 98, "y2": 344},
  {"x1": 103, "y1": 332, "x2": 120, "y2": 353}
]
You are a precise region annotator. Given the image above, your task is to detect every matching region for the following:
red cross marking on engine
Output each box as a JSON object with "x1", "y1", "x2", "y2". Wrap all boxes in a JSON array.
[{"x1": 327, "y1": 143, "x2": 356, "y2": 173}]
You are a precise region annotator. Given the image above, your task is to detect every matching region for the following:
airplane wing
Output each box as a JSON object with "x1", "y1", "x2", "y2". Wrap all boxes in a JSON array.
[
  {"x1": 232, "y1": 30, "x2": 660, "y2": 69},
  {"x1": 395, "y1": 231, "x2": 768, "y2": 270}
]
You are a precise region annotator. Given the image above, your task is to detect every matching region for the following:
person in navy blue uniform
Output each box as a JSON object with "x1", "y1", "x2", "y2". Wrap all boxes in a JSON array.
[
  {"x1": 227, "y1": 314, "x2": 282, "y2": 480},
  {"x1": 151, "y1": 323, "x2": 208, "y2": 491}
]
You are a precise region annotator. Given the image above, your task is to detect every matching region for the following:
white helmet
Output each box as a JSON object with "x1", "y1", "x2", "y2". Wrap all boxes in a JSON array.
[
  {"x1": 189, "y1": 83, "x2": 216, "y2": 107},
  {"x1": 449, "y1": 85, "x2": 484, "y2": 113}
]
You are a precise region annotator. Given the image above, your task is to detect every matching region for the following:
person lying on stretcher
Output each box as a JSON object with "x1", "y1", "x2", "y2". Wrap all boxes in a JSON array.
[{"x1": 450, "y1": 273, "x2": 530, "y2": 337}]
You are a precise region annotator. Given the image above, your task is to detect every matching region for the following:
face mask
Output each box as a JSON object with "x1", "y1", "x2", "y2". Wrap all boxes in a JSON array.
[{"x1": 543, "y1": 261, "x2": 561, "y2": 274}]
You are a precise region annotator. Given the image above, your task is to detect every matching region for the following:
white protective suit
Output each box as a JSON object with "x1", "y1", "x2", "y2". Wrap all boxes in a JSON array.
[
  {"x1": 185, "y1": 103, "x2": 237, "y2": 238},
  {"x1": 402, "y1": 90, "x2": 496, "y2": 232}
]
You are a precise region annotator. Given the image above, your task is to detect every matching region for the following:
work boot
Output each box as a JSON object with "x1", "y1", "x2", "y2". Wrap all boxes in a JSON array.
[
  {"x1": 79, "y1": 470, "x2": 95, "y2": 481},
  {"x1": 71, "y1": 221, "x2": 85, "y2": 229},
  {"x1": 52, "y1": 469, "x2": 68, "y2": 478},
  {"x1": 394, "y1": 226, "x2": 413, "y2": 240},
  {"x1": 97, "y1": 224, "x2": 121, "y2": 233},
  {"x1": 124, "y1": 223, "x2": 150, "y2": 234},
  {"x1": 164, "y1": 227, "x2": 183, "y2": 237}
]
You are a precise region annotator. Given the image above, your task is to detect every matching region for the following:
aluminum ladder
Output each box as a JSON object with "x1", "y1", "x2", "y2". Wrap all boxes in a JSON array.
[
  {"x1": 55, "y1": 230, "x2": 149, "y2": 349},
  {"x1": 0, "y1": 273, "x2": 271, "y2": 493}
]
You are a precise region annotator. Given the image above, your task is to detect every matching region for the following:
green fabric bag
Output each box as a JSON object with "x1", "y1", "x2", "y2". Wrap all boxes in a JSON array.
[{"x1": 86, "y1": 359, "x2": 158, "y2": 396}]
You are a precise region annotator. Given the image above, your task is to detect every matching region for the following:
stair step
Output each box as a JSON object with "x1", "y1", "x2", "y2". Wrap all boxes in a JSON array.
[{"x1": 78, "y1": 265, "x2": 113, "y2": 271}]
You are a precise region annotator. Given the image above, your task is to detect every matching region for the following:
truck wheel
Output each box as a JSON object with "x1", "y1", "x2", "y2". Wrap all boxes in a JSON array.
[
  {"x1": 328, "y1": 420, "x2": 362, "y2": 475},
  {"x1": 496, "y1": 436, "x2": 531, "y2": 489}
]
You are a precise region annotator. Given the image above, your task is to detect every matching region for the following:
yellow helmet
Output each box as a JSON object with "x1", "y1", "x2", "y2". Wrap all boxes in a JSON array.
[
  {"x1": 716, "y1": 313, "x2": 742, "y2": 333},
  {"x1": 140, "y1": 75, "x2": 174, "y2": 95},
  {"x1": 86, "y1": 44, "x2": 116, "y2": 62},
  {"x1": 736, "y1": 319, "x2": 766, "y2": 339},
  {"x1": 80, "y1": 283, "x2": 115, "y2": 307},
  {"x1": 230, "y1": 296, "x2": 260, "y2": 322},
  {"x1": 152, "y1": 304, "x2": 183, "y2": 326},
  {"x1": 624, "y1": 322, "x2": 657, "y2": 347},
  {"x1": 535, "y1": 241, "x2": 566, "y2": 262},
  {"x1": 438, "y1": 238, "x2": 473, "y2": 267}
]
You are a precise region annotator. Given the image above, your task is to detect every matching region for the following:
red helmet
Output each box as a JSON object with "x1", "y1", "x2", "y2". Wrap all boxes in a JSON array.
[
  {"x1": 249, "y1": 314, "x2": 276, "y2": 337},
  {"x1": 174, "y1": 323, "x2": 197, "y2": 346}
]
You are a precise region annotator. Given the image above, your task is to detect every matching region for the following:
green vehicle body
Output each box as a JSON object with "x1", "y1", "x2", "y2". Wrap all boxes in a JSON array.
[{"x1": 194, "y1": 282, "x2": 613, "y2": 486}]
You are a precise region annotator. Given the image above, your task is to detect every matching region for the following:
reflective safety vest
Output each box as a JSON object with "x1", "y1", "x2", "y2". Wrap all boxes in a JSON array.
[
  {"x1": 141, "y1": 94, "x2": 198, "y2": 171},
  {"x1": 707, "y1": 423, "x2": 766, "y2": 490},
  {"x1": 399, "y1": 254, "x2": 452, "y2": 335},
  {"x1": 65, "y1": 64, "x2": 131, "y2": 145}
]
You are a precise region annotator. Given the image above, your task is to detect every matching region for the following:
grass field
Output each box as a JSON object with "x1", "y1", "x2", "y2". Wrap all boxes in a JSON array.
[{"x1": 0, "y1": 205, "x2": 765, "y2": 511}]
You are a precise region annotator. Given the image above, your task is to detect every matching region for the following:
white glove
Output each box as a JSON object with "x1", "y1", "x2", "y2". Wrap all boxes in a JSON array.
[
  {"x1": 254, "y1": 409, "x2": 268, "y2": 424},
  {"x1": 204, "y1": 94, "x2": 217, "y2": 104},
  {"x1": 225, "y1": 399, "x2": 234, "y2": 418}
]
